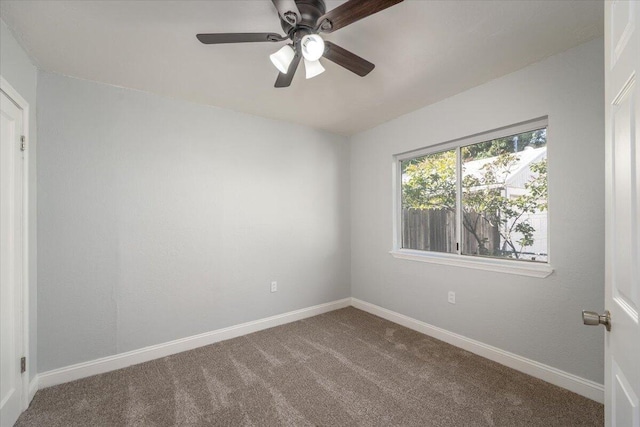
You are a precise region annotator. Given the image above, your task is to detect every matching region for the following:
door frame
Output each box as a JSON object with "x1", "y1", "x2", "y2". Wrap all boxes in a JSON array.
[{"x1": 0, "y1": 75, "x2": 31, "y2": 411}]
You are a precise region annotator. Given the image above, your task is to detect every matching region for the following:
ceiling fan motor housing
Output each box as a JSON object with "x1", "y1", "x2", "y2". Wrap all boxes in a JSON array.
[{"x1": 280, "y1": 0, "x2": 327, "y2": 35}]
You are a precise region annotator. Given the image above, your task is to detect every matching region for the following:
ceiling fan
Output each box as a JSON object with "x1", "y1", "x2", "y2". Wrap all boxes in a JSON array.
[{"x1": 196, "y1": 0, "x2": 404, "y2": 88}]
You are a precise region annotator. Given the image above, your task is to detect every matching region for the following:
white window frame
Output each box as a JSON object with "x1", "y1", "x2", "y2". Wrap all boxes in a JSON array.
[{"x1": 390, "y1": 117, "x2": 553, "y2": 278}]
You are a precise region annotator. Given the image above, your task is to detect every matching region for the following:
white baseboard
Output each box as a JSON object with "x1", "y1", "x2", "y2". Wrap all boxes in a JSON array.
[
  {"x1": 34, "y1": 296, "x2": 604, "y2": 405},
  {"x1": 28, "y1": 376, "x2": 38, "y2": 404},
  {"x1": 38, "y1": 298, "x2": 351, "y2": 389},
  {"x1": 351, "y1": 298, "x2": 604, "y2": 404}
]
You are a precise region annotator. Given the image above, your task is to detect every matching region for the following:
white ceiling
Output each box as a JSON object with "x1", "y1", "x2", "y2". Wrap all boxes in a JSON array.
[{"x1": 0, "y1": 0, "x2": 603, "y2": 135}]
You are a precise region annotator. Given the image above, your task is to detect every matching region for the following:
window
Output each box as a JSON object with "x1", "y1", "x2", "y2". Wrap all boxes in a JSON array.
[{"x1": 394, "y1": 119, "x2": 551, "y2": 276}]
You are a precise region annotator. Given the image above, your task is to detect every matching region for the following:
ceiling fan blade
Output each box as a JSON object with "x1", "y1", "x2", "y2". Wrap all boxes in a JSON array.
[
  {"x1": 275, "y1": 53, "x2": 301, "y2": 88},
  {"x1": 196, "y1": 33, "x2": 287, "y2": 44},
  {"x1": 316, "y1": 0, "x2": 403, "y2": 34},
  {"x1": 271, "y1": 0, "x2": 301, "y2": 25},
  {"x1": 323, "y1": 41, "x2": 374, "y2": 77}
]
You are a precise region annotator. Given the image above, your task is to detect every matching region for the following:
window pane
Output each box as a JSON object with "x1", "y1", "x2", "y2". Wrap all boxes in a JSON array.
[
  {"x1": 461, "y1": 128, "x2": 547, "y2": 262},
  {"x1": 401, "y1": 149, "x2": 457, "y2": 253}
]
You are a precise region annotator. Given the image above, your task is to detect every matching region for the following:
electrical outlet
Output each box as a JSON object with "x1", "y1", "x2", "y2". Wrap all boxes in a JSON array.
[
  {"x1": 448, "y1": 291, "x2": 456, "y2": 304},
  {"x1": 271, "y1": 281, "x2": 277, "y2": 293}
]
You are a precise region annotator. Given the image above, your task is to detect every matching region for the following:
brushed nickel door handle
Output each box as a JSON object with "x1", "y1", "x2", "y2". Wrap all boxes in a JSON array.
[{"x1": 582, "y1": 310, "x2": 611, "y2": 331}]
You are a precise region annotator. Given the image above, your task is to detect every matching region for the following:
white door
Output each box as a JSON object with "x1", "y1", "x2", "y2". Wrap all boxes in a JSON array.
[
  {"x1": 0, "y1": 90, "x2": 25, "y2": 426},
  {"x1": 603, "y1": 1, "x2": 640, "y2": 426}
]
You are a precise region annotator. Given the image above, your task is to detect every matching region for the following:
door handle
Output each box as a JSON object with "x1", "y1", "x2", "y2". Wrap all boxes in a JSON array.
[{"x1": 582, "y1": 310, "x2": 611, "y2": 331}]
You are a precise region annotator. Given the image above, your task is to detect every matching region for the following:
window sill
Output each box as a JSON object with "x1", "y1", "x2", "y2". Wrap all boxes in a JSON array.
[{"x1": 389, "y1": 249, "x2": 553, "y2": 278}]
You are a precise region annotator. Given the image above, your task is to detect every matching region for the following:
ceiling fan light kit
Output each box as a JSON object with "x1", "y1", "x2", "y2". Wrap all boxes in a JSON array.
[
  {"x1": 304, "y1": 58, "x2": 325, "y2": 79},
  {"x1": 300, "y1": 34, "x2": 325, "y2": 61},
  {"x1": 196, "y1": 0, "x2": 404, "y2": 88},
  {"x1": 300, "y1": 34, "x2": 325, "y2": 78},
  {"x1": 270, "y1": 45, "x2": 296, "y2": 74}
]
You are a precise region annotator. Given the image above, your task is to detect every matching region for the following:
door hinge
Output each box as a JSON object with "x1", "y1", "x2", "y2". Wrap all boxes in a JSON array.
[
  {"x1": 20, "y1": 357, "x2": 26, "y2": 373},
  {"x1": 20, "y1": 135, "x2": 26, "y2": 152}
]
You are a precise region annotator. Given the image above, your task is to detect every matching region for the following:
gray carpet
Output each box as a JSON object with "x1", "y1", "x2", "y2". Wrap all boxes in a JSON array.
[{"x1": 17, "y1": 307, "x2": 603, "y2": 426}]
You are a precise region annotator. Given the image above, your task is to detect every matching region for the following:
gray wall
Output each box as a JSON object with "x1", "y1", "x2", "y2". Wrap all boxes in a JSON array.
[
  {"x1": 36, "y1": 72, "x2": 350, "y2": 372},
  {"x1": 350, "y1": 39, "x2": 605, "y2": 383},
  {"x1": 0, "y1": 18, "x2": 38, "y2": 382}
]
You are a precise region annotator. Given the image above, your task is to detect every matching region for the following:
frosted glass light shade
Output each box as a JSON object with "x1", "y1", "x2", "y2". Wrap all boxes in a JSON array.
[
  {"x1": 270, "y1": 45, "x2": 295, "y2": 74},
  {"x1": 304, "y1": 58, "x2": 325, "y2": 79},
  {"x1": 301, "y1": 34, "x2": 325, "y2": 61}
]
